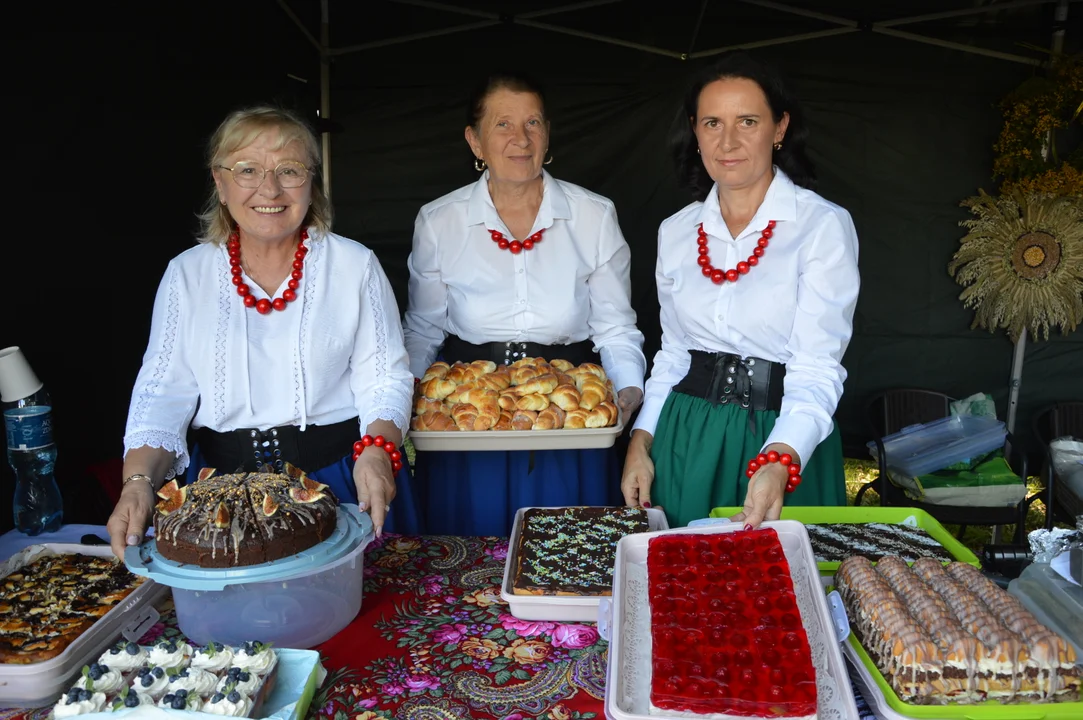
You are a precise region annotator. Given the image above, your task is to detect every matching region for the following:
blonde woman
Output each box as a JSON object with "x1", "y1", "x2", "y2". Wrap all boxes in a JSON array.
[{"x1": 107, "y1": 107, "x2": 418, "y2": 559}]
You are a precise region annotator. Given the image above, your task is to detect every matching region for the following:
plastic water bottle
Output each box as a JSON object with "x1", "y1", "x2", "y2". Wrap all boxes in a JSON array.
[{"x1": 0, "y1": 347, "x2": 63, "y2": 535}]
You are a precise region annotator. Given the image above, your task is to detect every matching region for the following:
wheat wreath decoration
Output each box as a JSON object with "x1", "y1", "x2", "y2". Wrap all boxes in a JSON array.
[{"x1": 949, "y1": 189, "x2": 1083, "y2": 342}]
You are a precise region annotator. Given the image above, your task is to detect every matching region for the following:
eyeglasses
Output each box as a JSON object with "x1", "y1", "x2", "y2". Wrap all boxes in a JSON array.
[{"x1": 217, "y1": 161, "x2": 310, "y2": 188}]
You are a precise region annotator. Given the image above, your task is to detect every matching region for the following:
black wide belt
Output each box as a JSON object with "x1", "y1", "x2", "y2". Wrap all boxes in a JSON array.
[
  {"x1": 192, "y1": 418, "x2": 359, "y2": 474},
  {"x1": 672, "y1": 350, "x2": 785, "y2": 412},
  {"x1": 441, "y1": 334, "x2": 600, "y2": 367}
]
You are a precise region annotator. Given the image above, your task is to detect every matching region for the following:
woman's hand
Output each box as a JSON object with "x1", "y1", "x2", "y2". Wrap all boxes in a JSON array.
[
  {"x1": 106, "y1": 481, "x2": 157, "y2": 561},
  {"x1": 621, "y1": 429, "x2": 656, "y2": 509},
  {"x1": 728, "y1": 444, "x2": 799, "y2": 529},
  {"x1": 353, "y1": 446, "x2": 398, "y2": 536},
  {"x1": 616, "y1": 386, "x2": 643, "y2": 419}
]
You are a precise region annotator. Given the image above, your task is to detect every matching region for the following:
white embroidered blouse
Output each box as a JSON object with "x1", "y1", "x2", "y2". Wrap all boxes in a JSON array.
[
  {"x1": 633, "y1": 169, "x2": 860, "y2": 467},
  {"x1": 123, "y1": 230, "x2": 413, "y2": 478},
  {"x1": 403, "y1": 170, "x2": 647, "y2": 394}
]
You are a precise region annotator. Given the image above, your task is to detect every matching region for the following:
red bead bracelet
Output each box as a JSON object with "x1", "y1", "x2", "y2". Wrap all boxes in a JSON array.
[
  {"x1": 746, "y1": 450, "x2": 802, "y2": 493},
  {"x1": 352, "y1": 435, "x2": 404, "y2": 474}
]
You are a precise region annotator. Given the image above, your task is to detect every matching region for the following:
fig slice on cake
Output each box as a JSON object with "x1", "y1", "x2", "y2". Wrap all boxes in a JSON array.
[
  {"x1": 262, "y1": 492, "x2": 280, "y2": 517},
  {"x1": 289, "y1": 487, "x2": 326, "y2": 503},
  {"x1": 301, "y1": 475, "x2": 329, "y2": 493},
  {"x1": 213, "y1": 502, "x2": 231, "y2": 528},
  {"x1": 197, "y1": 467, "x2": 217, "y2": 482},
  {"x1": 155, "y1": 480, "x2": 187, "y2": 515}
]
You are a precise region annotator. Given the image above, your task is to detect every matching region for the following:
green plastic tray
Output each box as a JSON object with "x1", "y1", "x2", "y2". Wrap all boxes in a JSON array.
[
  {"x1": 707, "y1": 506, "x2": 981, "y2": 576},
  {"x1": 845, "y1": 628, "x2": 1083, "y2": 718}
]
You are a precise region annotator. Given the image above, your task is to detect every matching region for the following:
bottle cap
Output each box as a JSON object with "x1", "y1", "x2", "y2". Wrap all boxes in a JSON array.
[{"x1": 0, "y1": 347, "x2": 44, "y2": 402}]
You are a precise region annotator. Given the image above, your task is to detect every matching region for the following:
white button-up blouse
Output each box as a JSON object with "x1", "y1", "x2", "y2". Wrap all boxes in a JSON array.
[
  {"x1": 633, "y1": 169, "x2": 860, "y2": 467},
  {"x1": 403, "y1": 170, "x2": 647, "y2": 394},
  {"x1": 123, "y1": 230, "x2": 414, "y2": 479}
]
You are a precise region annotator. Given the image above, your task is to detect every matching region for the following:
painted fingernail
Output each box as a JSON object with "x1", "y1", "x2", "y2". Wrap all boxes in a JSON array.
[
  {"x1": 357, "y1": 502, "x2": 368, "y2": 512},
  {"x1": 126, "y1": 535, "x2": 139, "y2": 545},
  {"x1": 642, "y1": 501, "x2": 652, "y2": 508},
  {"x1": 744, "y1": 524, "x2": 753, "y2": 531},
  {"x1": 376, "y1": 526, "x2": 383, "y2": 538}
]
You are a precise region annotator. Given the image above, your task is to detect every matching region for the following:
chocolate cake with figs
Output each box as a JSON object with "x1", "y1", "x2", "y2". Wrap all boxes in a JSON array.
[{"x1": 153, "y1": 464, "x2": 338, "y2": 568}]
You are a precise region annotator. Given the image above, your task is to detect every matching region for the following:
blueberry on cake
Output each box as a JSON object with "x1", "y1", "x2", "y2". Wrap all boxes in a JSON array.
[{"x1": 512, "y1": 506, "x2": 649, "y2": 596}]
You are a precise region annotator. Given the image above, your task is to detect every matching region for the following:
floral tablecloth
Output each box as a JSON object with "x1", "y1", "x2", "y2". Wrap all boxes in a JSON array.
[{"x1": 2, "y1": 534, "x2": 878, "y2": 720}]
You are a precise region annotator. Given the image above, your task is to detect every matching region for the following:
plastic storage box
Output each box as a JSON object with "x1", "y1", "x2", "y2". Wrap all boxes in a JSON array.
[
  {"x1": 125, "y1": 505, "x2": 373, "y2": 649},
  {"x1": 501, "y1": 506, "x2": 667, "y2": 622},
  {"x1": 0, "y1": 544, "x2": 167, "y2": 708},
  {"x1": 1008, "y1": 561, "x2": 1083, "y2": 660},
  {"x1": 867, "y1": 415, "x2": 1006, "y2": 478}
]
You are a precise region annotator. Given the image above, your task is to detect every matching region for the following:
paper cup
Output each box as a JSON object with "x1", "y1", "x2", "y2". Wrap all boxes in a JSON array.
[{"x1": 0, "y1": 347, "x2": 44, "y2": 402}]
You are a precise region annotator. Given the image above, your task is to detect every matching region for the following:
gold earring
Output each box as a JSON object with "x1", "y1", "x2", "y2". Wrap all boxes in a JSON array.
[
  {"x1": 544, "y1": 155, "x2": 553, "y2": 165},
  {"x1": 773, "y1": 142, "x2": 783, "y2": 151},
  {"x1": 474, "y1": 157, "x2": 486, "y2": 172}
]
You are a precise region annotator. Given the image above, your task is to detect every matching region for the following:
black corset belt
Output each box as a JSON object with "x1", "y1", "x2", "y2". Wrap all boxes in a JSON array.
[{"x1": 672, "y1": 350, "x2": 785, "y2": 413}]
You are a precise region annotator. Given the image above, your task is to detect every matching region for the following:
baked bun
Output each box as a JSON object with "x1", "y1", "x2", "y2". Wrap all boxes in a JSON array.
[{"x1": 411, "y1": 359, "x2": 619, "y2": 431}]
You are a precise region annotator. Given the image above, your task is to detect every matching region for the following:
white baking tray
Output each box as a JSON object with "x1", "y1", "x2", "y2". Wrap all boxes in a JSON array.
[
  {"x1": 501, "y1": 506, "x2": 667, "y2": 622},
  {"x1": 409, "y1": 409, "x2": 624, "y2": 451},
  {"x1": 604, "y1": 520, "x2": 860, "y2": 720},
  {"x1": 0, "y1": 543, "x2": 168, "y2": 708}
]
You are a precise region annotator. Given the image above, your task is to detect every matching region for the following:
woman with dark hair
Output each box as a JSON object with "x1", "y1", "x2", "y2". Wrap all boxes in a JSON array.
[
  {"x1": 404, "y1": 71, "x2": 647, "y2": 536},
  {"x1": 621, "y1": 53, "x2": 859, "y2": 529}
]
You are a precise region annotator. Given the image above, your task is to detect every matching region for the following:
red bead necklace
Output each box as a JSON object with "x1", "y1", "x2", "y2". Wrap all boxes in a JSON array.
[
  {"x1": 697, "y1": 220, "x2": 775, "y2": 285},
  {"x1": 489, "y1": 228, "x2": 545, "y2": 254},
  {"x1": 227, "y1": 228, "x2": 309, "y2": 314}
]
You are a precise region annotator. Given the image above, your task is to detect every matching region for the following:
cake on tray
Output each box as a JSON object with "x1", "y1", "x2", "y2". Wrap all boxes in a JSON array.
[
  {"x1": 512, "y1": 506, "x2": 648, "y2": 596},
  {"x1": 836, "y1": 554, "x2": 1081, "y2": 704},
  {"x1": 647, "y1": 528, "x2": 817, "y2": 718},
  {"x1": 153, "y1": 463, "x2": 338, "y2": 568},
  {"x1": 804, "y1": 522, "x2": 953, "y2": 564}
]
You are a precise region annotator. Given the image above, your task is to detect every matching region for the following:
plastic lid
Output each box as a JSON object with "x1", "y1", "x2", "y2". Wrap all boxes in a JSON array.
[{"x1": 124, "y1": 504, "x2": 372, "y2": 591}]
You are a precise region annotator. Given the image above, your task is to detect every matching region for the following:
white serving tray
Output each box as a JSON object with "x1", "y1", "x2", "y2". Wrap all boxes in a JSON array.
[
  {"x1": 409, "y1": 409, "x2": 624, "y2": 451},
  {"x1": 0, "y1": 544, "x2": 168, "y2": 708},
  {"x1": 501, "y1": 506, "x2": 667, "y2": 623},
  {"x1": 604, "y1": 520, "x2": 860, "y2": 720}
]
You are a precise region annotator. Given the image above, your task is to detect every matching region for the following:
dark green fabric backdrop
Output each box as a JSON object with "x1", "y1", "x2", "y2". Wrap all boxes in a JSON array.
[{"x1": 3, "y1": 2, "x2": 1079, "y2": 531}]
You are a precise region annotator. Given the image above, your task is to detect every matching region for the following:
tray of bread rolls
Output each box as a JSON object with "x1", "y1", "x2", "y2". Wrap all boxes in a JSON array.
[
  {"x1": 408, "y1": 357, "x2": 624, "y2": 451},
  {"x1": 834, "y1": 554, "x2": 1082, "y2": 718}
]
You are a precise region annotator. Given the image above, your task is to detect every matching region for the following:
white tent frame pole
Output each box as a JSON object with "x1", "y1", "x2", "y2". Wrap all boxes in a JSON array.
[
  {"x1": 320, "y1": 0, "x2": 332, "y2": 201},
  {"x1": 870, "y1": 28, "x2": 1042, "y2": 65},
  {"x1": 1005, "y1": 0, "x2": 1070, "y2": 437},
  {"x1": 276, "y1": 0, "x2": 320, "y2": 51}
]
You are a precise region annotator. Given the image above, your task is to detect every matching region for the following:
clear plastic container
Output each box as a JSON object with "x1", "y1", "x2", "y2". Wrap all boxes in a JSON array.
[
  {"x1": 0, "y1": 544, "x2": 167, "y2": 708},
  {"x1": 1008, "y1": 561, "x2": 1083, "y2": 659},
  {"x1": 125, "y1": 506, "x2": 373, "y2": 649},
  {"x1": 867, "y1": 415, "x2": 1006, "y2": 477}
]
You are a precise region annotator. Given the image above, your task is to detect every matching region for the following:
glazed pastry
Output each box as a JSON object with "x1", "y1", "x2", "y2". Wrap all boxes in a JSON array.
[{"x1": 836, "y1": 555, "x2": 1081, "y2": 704}]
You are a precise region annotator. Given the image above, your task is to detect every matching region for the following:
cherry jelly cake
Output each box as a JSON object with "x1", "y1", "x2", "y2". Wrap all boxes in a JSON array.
[{"x1": 647, "y1": 529, "x2": 817, "y2": 718}]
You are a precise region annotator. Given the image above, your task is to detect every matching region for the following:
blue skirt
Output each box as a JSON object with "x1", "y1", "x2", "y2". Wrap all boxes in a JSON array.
[
  {"x1": 184, "y1": 445, "x2": 423, "y2": 535},
  {"x1": 414, "y1": 447, "x2": 621, "y2": 537}
]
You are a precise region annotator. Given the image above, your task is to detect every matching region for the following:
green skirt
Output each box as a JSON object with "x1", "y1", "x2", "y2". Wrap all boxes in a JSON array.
[{"x1": 650, "y1": 392, "x2": 846, "y2": 528}]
